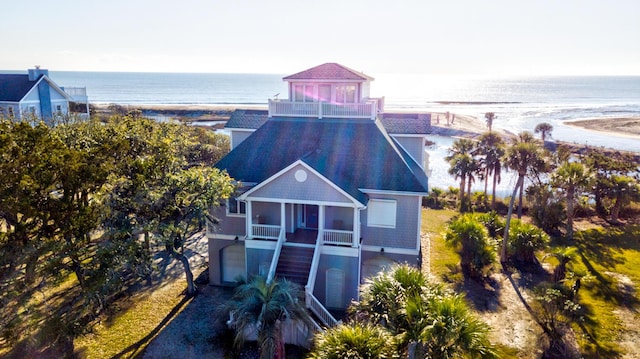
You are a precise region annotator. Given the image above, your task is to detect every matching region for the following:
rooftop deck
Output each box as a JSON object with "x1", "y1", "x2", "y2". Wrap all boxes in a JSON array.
[{"x1": 268, "y1": 98, "x2": 384, "y2": 120}]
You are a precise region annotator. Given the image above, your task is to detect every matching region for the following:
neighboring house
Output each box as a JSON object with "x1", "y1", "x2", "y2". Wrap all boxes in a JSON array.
[
  {"x1": 209, "y1": 63, "x2": 431, "y2": 327},
  {"x1": 0, "y1": 67, "x2": 89, "y2": 122}
]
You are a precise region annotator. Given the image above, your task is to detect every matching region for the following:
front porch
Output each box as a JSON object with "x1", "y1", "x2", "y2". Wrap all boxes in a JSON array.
[{"x1": 246, "y1": 202, "x2": 360, "y2": 248}]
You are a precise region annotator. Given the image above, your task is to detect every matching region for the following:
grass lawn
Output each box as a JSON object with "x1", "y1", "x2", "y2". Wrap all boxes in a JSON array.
[
  {"x1": 73, "y1": 279, "x2": 191, "y2": 358},
  {"x1": 421, "y1": 207, "x2": 459, "y2": 280},
  {"x1": 561, "y1": 224, "x2": 640, "y2": 358}
]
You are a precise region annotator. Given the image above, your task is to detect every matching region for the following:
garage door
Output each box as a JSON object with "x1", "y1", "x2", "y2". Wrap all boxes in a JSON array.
[{"x1": 222, "y1": 244, "x2": 245, "y2": 283}]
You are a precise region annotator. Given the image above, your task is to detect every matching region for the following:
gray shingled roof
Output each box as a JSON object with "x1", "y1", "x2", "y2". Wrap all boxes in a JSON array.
[
  {"x1": 225, "y1": 109, "x2": 432, "y2": 135},
  {"x1": 225, "y1": 109, "x2": 269, "y2": 129},
  {"x1": 283, "y1": 63, "x2": 374, "y2": 81},
  {"x1": 0, "y1": 74, "x2": 40, "y2": 102},
  {"x1": 215, "y1": 117, "x2": 429, "y2": 204},
  {"x1": 380, "y1": 113, "x2": 432, "y2": 134}
]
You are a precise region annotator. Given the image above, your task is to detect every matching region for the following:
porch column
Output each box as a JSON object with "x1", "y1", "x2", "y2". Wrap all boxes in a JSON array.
[
  {"x1": 353, "y1": 207, "x2": 360, "y2": 247},
  {"x1": 319, "y1": 205, "x2": 325, "y2": 244},
  {"x1": 280, "y1": 202, "x2": 286, "y2": 240},
  {"x1": 246, "y1": 200, "x2": 252, "y2": 239}
]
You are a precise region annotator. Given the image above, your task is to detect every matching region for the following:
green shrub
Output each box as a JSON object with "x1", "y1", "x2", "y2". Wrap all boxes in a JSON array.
[{"x1": 444, "y1": 214, "x2": 496, "y2": 279}]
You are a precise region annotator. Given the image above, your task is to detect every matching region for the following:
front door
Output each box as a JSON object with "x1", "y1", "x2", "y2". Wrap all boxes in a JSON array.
[
  {"x1": 297, "y1": 204, "x2": 319, "y2": 229},
  {"x1": 305, "y1": 205, "x2": 319, "y2": 229}
]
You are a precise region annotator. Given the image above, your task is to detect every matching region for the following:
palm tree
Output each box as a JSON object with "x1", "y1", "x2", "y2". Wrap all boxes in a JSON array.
[
  {"x1": 352, "y1": 264, "x2": 497, "y2": 359},
  {"x1": 484, "y1": 112, "x2": 497, "y2": 133},
  {"x1": 444, "y1": 213, "x2": 495, "y2": 278},
  {"x1": 534, "y1": 122, "x2": 553, "y2": 142},
  {"x1": 228, "y1": 276, "x2": 312, "y2": 359},
  {"x1": 609, "y1": 175, "x2": 640, "y2": 222},
  {"x1": 419, "y1": 295, "x2": 496, "y2": 359},
  {"x1": 446, "y1": 138, "x2": 476, "y2": 212},
  {"x1": 543, "y1": 247, "x2": 578, "y2": 283},
  {"x1": 308, "y1": 323, "x2": 396, "y2": 359},
  {"x1": 501, "y1": 132, "x2": 544, "y2": 262},
  {"x1": 477, "y1": 133, "x2": 505, "y2": 209},
  {"x1": 551, "y1": 161, "x2": 590, "y2": 240}
]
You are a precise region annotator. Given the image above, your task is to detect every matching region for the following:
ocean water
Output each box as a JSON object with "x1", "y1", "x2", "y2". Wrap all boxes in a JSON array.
[
  {"x1": 50, "y1": 71, "x2": 640, "y2": 151},
  {"x1": 47, "y1": 71, "x2": 640, "y2": 194}
]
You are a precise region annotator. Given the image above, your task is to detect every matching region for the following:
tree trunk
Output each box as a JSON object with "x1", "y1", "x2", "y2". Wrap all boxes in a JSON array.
[
  {"x1": 171, "y1": 249, "x2": 196, "y2": 296},
  {"x1": 611, "y1": 194, "x2": 622, "y2": 223},
  {"x1": 484, "y1": 168, "x2": 489, "y2": 206},
  {"x1": 492, "y1": 170, "x2": 498, "y2": 210},
  {"x1": 459, "y1": 176, "x2": 466, "y2": 212},
  {"x1": 502, "y1": 175, "x2": 524, "y2": 263},
  {"x1": 517, "y1": 179, "x2": 525, "y2": 219},
  {"x1": 467, "y1": 176, "x2": 473, "y2": 208},
  {"x1": 566, "y1": 187, "x2": 575, "y2": 240}
]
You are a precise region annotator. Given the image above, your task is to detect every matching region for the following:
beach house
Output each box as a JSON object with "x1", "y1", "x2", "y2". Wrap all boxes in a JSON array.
[
  {"x1": 209, "y1": 63, "x2": 431, "y2": 326},
  {"x1": 0, "y1": 67, "x2": 89, "y2": 122}
]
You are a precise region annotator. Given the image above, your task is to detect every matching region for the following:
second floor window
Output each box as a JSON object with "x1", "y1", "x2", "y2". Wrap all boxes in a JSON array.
[
  {"x1": 335, "y1": 85, "x2": 356, "y2": 103},
  {"x1": 227, "y1": 196, "x2": 246, "y2": 216},
  {"x1": 294, "y1": 84, "x2": 315, "y2": 102}
]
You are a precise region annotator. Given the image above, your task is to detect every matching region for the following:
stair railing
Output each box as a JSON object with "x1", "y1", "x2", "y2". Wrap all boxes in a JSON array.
[
  {"x1": 266, "y1": 228, "x2": 285, "y2": 284},
  {"x1": 305, "y1": 229, "x2": 339, "y2": 327}
]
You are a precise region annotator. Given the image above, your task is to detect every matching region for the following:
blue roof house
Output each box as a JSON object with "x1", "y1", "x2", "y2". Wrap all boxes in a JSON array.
[
  {"x1": 0, "y1": 67, "x2": 89, "y2": 123},
  {"x1": 208, "y1": 63, "x2": 431, "y2": 329}
]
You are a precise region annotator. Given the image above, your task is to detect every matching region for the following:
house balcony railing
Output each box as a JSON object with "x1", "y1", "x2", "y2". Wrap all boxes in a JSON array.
[
  {"x1": 322, "y1": 229, "x2": 353, "y2": 246},
  {"x1": 268, "y1": 98, "x2": 383, "y2": 120},
  {"x1": 252, "y1": 224, "x2": 281, "y2": 240},
  {"x1": 61, "y1": 87, "x2": 88, "y2": 102}
]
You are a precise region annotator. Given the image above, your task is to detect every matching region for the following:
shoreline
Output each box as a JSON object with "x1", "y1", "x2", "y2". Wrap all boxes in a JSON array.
[
  {"x1": 91, "y1": 103, "x2": 640, "y2": 155},
  {"x1": 562, "y1": 117, "x2": 640, "y2": 140}
]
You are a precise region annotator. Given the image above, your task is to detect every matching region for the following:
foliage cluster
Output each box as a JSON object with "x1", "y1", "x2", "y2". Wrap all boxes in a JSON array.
[
  {"x1": 310, "y1": 264, "x2": 497, "y2": 359},
  {"x1": 0, "y1": 116, "x2": 233, "y2": 355}
]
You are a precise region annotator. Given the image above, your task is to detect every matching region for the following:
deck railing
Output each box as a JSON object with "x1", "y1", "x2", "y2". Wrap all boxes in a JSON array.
[
  {"x1": 322, "y1": 229, "x2": 353, "y2": 246},
  {"x1": 268, "y1": 99, "x2": 380, "y2": 120},
  {"x1": 252, "y1": 224, "x2": 280, "y2": 239}
]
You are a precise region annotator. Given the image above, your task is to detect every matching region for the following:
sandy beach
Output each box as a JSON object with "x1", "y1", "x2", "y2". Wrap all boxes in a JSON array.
[
  {"x1": 563, "y1": 117, "x2": 640, "y2": 140},
  {"x1": 92, "y1": 103, "x2": 639, "y2": 152}
]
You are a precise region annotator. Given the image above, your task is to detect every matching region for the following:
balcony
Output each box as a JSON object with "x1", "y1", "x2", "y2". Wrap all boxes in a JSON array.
[
  {"x1": 268, "y1": 98, "x2": 384, "y2": 120},
  {"x1": 61, "y1": 86, "x2": 88, "y2": 103}
]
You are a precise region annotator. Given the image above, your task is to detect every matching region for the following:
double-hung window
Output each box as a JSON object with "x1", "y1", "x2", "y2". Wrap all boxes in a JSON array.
[{"x1": 227, "y1": 196, "x2": 246, "y2": 216}]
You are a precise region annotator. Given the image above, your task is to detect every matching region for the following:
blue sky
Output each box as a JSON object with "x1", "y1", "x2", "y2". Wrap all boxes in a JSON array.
[{"x1": 3, "y1": 0, "x2": 639, "y2": 75}]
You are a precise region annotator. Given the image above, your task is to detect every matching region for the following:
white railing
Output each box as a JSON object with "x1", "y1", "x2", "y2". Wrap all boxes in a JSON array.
[
  {"x1": 266, "y1": 230, "x2": 286, "y2": 283},
  {"x1": 323, "y1": 229, "x2": 353, "y2": 246},
  {"x1": 305, "y1": 231, "x2": 339, "y2": 328},
  {"x1": 61, "y1": 86, "x2": 86, "y2": 97},
  {"x1": 268, "y1": 99, "x2": 379, "y2": 120},
  {"x1": 252, "y1": 224, "x2": 280, "y2": 239},
  {"x1": 306, "y1": 291, "x2": 339, "y2": 328}
]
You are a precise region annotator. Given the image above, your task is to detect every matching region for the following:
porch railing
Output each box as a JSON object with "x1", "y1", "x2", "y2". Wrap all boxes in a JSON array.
[
  {"x1": 322, "y1": 229, "x2": 353, "y2": 246},
  {"x1": 252, "y1": 224, "x2": 280, "y2": 240},
  {"x1": 268, "y1": 99, "x2": 380, "y2": 120}
]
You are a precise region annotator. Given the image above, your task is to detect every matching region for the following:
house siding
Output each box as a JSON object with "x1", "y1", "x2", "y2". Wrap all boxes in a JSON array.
[
  {"x1": 360, "y1": 250, "x2": 419, "y2": 283},
  {"x1": 246, "y1": 247, "x2": 275, "y2": 278},
  {"x1": 361, "y1": 194, "x2": 420, "y2": 250},
  {"x1": 231, "y1": 130, "x2": 253, "y2": 149},
  {"x1": 393, "y1": 136, "x2": 424, "y2": 168},
  {"x1": 249, "y1": 164, "x2": 353, "y2": 204},
  {"x1": 313, "y1": 254, "x2": 359, "y2": 310},
  {"x1": 210, "y1": 206, "x2": 246, "y2": 238}
]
